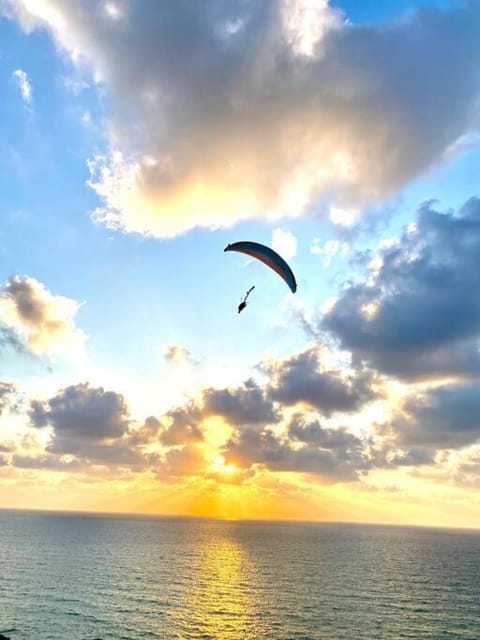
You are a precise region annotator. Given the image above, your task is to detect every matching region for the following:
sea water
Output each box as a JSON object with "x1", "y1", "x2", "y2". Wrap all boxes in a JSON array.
[{"x1": 1, "y1": 510, "x2": 479, "y2": 639}]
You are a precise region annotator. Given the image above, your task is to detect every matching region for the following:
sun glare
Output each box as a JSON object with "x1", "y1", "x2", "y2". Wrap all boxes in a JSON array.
[{"x1": 211, "y1": 455, "x2": 237, "y2": 474}]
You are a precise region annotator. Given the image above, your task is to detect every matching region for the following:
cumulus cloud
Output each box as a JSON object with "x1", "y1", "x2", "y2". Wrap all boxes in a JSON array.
[
  {"x1": 23, "y1": 383, "x2": 167, "y2": 471},
  {"x1": 27, "y1": 383, "x2": 153, "y2": 467},
  {"x1": 323, "y1": 198, "x2": 480, "y2": 380},
  {"x1": 157, "y1": 380, "x2": 277, "y2": 445},
  {"x1": 158, "y1": 403, "x2": 204, "y2": 447},
  {"x1": 224, "y1": 414, "x2": 371, "y2": 483},
  {"x1": 3, "y1": 1, "x2": 480, "y2": 236},
  {"x1": 391, "y1": 381, "x2": 480, "y2": 451},
  {"x1": 0, "y1": 276, "x2": 86, "y2": 359},
  {"x1": 30, "y1": 382, "x2": 130, "y2": 439},
  {"x1": 12, "y1": 68, "x2": 32, "y2": 103},
  {"x1": 203, "y1": 381, "x2": 279, "y2": 425},
  {"x1": 265, "y1": 345, "x2": 378, "y2": 415},
  {"x1": 163, "y1": 344, "x2": 197, "y2": 365}
]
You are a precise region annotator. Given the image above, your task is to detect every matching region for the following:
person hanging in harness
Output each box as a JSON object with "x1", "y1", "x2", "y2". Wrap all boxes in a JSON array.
[{"x1": 238, "y1": 286, "x2": 255, "y2": 313}]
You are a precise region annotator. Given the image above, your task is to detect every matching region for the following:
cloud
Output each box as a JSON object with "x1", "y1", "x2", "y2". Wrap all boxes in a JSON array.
[
  {"x1": 158, "y1": 403, "x2": 204, "y2": 446},
  {"x1": 265, "y1": 345, "x2": 378, "y2": 415},
  {"x1": 156, "y1": 346, "x2": 377, "y2": 454},
  {"x1": 203, "y1": 380, "x2": 279, "y2": 425},
  {"x1": 163, "y1": 344, "x2": 197, "y2": 365},
  {"x1": 157, "y1": 380, "x2": 277, "y2": 445},
  {"x1": 11, "y1": 454, "x2": 84, "y2": 471},
  {"x1": 28, "y1": 383, "x2": 147, "y2": 466},
  {"x1": 4, "y1": 1, "x2": 480, "y2": 236},
  {"x1": 0, "y1": 382, "x2": 17, "y2": 414},
  {"x1": 323, "y1": 198, "x2": 480, "y2": 380},
  {"x1": 30, "y1": 382, "x2": 130, "y2": 439},
  {"x1": 0, "y1": 326, "x2": 25, "y2": 353},
  {"x1": 129, "y1": 415, "x2": 161, "y2": 446},
  {"x1": 272, "y1": 228, "x2": 297, "y2": 260},
  {"x1": 12, "y1": 68, "x2": 32, "y2": 104},
  {"x1": 161, "y1": 444, "x2": 206, "y2": 478},
  {"x1": 310, "y1": 238, "x2": 345, "y2": 267},
  {"x1": 0, "y1": 276, "x2": 86, "y2": 359},
  {"x1": 388, "y1": 447, "x2": 436, "y2": 468},
  {"x1": 391, "y1": 381, "x2": 480, "y2": 451},
  {"x1": 224, "y1": 414, "x2": 371, "y2": 483},
  {"x1": 454, "y1": 449, "x2": 480, "y2": 488},
  {"x1": 22, "y1": 383, "x2": 166, "y2": 470}
]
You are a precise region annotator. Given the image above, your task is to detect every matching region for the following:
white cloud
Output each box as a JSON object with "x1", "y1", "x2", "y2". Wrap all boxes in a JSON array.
[
  {"x1": 12, "y1": 68, "x2": 32, "y2": 104},
  {"x1": 329, "y1": 205, "x2": 359, "y2": 227},
  {"x1": 310, "y1": 239, "x2": 344, "y2": 267},
  {"x1": 272, "y1": 228, "x2": 298, "y2": 260},
  {"x1": 163, "y1": 344, "x2": 197, "y2": 365},
  {"x1": 0, "y1": 276, "x2": 86, "y2": 360},
  {"x1": 4, "y1": 0, "x2": 480, "y2": 237}
]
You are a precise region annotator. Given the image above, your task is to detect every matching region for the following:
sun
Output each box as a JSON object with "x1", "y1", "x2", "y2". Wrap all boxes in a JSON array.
[{"x1": 211, "y1": 455, "x2": 237, "y2": 474}]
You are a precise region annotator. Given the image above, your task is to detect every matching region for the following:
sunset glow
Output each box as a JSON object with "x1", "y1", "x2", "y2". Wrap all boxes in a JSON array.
[{"x1": 1, "y1": 0, "x2": 480, "y2": 529}]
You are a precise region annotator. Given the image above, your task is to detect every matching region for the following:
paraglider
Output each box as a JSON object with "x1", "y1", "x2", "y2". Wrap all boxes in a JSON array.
[
  {"x1": 224, "y1": 241, "x2": 297, "y2": 293},
  {"x1": 225, "y1": 241, "x2": 297, "y2": 313},
  {"x1": 238, "y1": 286, "x2": 255, "y2": 314}
]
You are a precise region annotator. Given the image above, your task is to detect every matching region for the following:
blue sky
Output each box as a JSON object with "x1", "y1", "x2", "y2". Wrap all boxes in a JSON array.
[{"x1": 1, "y1": 0, "x2": 480, "y2": 524}]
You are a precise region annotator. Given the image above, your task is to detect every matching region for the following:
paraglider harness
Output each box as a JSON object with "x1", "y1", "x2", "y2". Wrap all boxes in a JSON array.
[{"x1": 238, "y1": 286, "x2": 255, "y2": 313}]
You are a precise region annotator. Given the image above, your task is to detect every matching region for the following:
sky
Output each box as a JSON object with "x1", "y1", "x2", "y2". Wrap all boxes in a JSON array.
[{"x1": 1, "y1": 0, "x2": 480, "y2": 527}]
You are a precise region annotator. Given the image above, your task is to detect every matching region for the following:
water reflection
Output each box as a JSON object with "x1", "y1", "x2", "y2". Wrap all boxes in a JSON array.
[{"x1": 173, "y1": 523, "x2": 263, "y2": 639}]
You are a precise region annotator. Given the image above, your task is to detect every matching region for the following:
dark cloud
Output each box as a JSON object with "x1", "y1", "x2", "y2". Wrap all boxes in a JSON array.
[
  {"x1": 203, "y1": 381, "x2": 279, "y2": 425},
  {"x1": 224, "y1": 415, "x2": 371, "y2": 483},
  {"x1": 392, "y1": 382, "x2": 480, "y2": 450},
  {"x1": 29, "y1": 383, "x2": 130, "y2": 440},
  {"x1": 26, "y1": 383, "x2": 158, "y2": 468},
  {"x1": 130, "y1": 415, "x2": 161, "y2": 446},
  {"x1": 4, "y1": 276, "x2": 46, "y2": 324},
  {"x1": 11, "y1": 454, "x2": 83, "y2": 471},
  {"x1": 159, "y1": 403, "x2": 204, "y2": 446},
  {"x1": 6, "y1": 1, "x2": 480, "y2": 236},
  {"x1": 323, "y1": 198, "x2": 480, "y2": 380},
  {"x1": 158, "y1": 380, "x2": 278, "y2": 446},
  {"x1": 266, "y1": 346, "x2": 378, "y2": 415},
  {"x1": 288, "y1": 414, "x2": 363, "y2": 449},
  {"x1": 384, "y1": 447, "x2": 436, "y2": 468}
]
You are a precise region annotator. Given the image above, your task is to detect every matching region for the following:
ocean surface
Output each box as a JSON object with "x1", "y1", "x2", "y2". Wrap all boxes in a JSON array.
[{"x1": 1, "y1": 511, "x2": 479, "y2": 639}]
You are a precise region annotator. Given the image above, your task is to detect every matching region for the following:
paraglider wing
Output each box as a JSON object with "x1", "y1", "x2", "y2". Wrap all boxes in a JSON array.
[{"x1": 224, "y1": 241, "x2": 297, "y2": 293}]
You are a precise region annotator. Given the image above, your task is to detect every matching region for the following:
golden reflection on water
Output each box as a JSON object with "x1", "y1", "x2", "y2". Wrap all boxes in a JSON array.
[{"x1": 180, "y1": 525, "x2": 262, "y2": 638}]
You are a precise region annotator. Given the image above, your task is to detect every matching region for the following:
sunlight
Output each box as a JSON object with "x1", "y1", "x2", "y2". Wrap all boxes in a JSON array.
[{"x1": 211, "y1": 455, "x2": 237, "y2": 475}]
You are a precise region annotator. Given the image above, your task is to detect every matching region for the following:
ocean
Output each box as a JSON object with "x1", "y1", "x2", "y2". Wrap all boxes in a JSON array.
[{"x1": 0, "y1": 511, "x2": 479, "y2": 639}]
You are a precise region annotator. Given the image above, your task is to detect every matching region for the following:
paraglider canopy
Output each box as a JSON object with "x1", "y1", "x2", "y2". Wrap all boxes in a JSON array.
[{"x1": 224, "y1": 241, "x2": 297, "y2": 293}]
